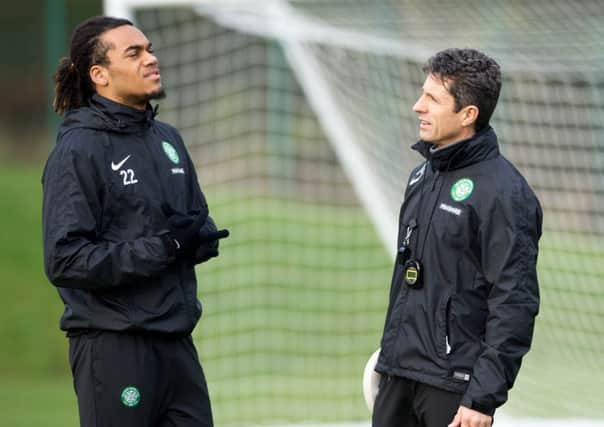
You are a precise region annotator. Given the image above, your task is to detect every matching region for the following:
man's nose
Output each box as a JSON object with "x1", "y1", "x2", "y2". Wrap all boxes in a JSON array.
[
  {"x1": 412, "y1": 95, "x2": 426, "y2": 113},
  {"x1": 144, "y1": 51, "x2": 158, "y2": 66}
]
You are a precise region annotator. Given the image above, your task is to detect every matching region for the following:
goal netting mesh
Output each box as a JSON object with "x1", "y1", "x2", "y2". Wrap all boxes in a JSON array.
[{"x1": 106, "y1": 1, "x2": 604, "y2": 425}]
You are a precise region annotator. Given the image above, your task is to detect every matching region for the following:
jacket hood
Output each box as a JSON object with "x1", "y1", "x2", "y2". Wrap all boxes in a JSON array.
[
  {"x1": 412, "y1": 126, "x2": 499, "y2": 171},
  {"x1": 58, "y1": 94, "x2": 158, "y2": 138}
]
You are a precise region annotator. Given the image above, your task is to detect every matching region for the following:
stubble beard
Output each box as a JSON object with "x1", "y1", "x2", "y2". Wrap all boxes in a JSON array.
[
  {"x1": 127, "y1": 88, "x2": 166, "y2": 110},
  {"x1": 148, "y1": 87, "x2": 166, "y2": 101},
  {"x1": 133, "y1": 87, "x2": 166, "y2": 106}
]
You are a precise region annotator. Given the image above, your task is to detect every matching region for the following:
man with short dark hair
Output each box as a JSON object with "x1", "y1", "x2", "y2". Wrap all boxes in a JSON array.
[
  {"x1": 372, "y1": 48, "x2": 542, "y2": 427},
  {"x1": 43, "y1": 16, "x2": 227, "y2": 426}
]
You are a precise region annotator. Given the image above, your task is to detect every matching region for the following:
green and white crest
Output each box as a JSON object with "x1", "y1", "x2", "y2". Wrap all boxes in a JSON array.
[
  {"x1": 162, "y1": 141, "x2": 180, "y2": 164},
  {"x1": 120, "y1": 386, "x2": 141, "y2": 407},
  {"x1": 451, "y1": 178, "x2": 474, "y2": 202}
]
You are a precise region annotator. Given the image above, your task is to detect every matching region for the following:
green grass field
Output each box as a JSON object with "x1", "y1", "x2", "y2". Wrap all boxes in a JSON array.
[
  {"x1": 194, "y1": 193, "x2": 391, "y2": 424},
  {"x1": 0, "y1": 376, "x2": 77, "y2": 427},
  {"x1": 1, "y1": 163, "x2": 603, "y2": 426},
  {"x1": 0, "y1": 163, "x2": 77, "y2": 426}
]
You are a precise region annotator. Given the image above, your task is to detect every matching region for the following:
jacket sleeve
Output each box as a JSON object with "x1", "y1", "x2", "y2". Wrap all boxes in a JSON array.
[
  {"x1": 460, "y1": 182, "x2": 542, "y2": 415},
  {"x1": 42, "y1": 131, "x2": 175, "y2": 290},
  {"x1": 182, "y1": 136, "x2": 209, "y2": 216}
]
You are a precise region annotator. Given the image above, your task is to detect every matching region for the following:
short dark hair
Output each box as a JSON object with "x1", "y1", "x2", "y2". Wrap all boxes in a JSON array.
[
  {"x1": 423, "y1": 48, "x2": 501, "y2": 131},
  {"x1": 53, "y1": 16, "x2": 133, "y2": 115}
]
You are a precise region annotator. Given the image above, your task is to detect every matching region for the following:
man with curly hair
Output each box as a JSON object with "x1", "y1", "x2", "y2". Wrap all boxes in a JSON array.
[
  {"x1": 372, "y1": 48, "x2": 542, "y2": 427},
  {"x1": 42, "y1": 16, "x2": 228, "y2": 426}
]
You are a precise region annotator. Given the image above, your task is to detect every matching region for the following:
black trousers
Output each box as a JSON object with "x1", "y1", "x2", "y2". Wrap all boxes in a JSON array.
[
  {"x1": 69, "y1": 331, "x2": 213, "y2": 427},
  {"x1": 372, "y1": 375, "x2": 462, "y2": 427}
]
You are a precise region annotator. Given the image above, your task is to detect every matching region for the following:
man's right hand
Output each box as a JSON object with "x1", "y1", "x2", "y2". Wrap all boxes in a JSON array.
[
  {"x1": 448, "y1": 406, "x2": 492, "y2": 427},
  {"x1": 161, "y1": 203, "x2": 208, "y2": 258}
]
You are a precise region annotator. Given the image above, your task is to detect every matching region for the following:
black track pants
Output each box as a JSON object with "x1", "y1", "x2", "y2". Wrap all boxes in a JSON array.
[
  {"x1": 69, "y1": 331, "x2": 213, "y2": 427},
  {"x1": 372, "y1": 375, "x2": 462, "y2": 427}
]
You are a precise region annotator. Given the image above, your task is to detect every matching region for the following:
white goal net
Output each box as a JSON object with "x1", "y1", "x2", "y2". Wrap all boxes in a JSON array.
[{"x1": 105, "y1": 1, "x2": 604, "y2": 426}]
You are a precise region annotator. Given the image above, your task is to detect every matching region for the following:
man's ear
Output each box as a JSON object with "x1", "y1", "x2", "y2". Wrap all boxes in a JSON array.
[
  {"x1": 460, "y1": 105, "x2": 479, "y2": 128},
  {"x1": 90, "y1": 64, "x2": 108, "y2": 87}
]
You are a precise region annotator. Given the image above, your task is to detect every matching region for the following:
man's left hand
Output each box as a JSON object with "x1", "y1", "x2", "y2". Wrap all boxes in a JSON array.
[
  {"x1": 193, "y1": 216, "x2": 229, "y2": 265},
  {"x1": 448, "y1": 406, "x2": 492, "y2": 427}
]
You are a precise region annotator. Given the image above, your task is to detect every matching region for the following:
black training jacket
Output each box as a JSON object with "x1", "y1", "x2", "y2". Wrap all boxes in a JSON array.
[
  {"x1": 42, "y1": 94, "x2": 208, "y2": 335},
  {"x1": 376, "y1": 127, "x2": 542, "y2": 416}
]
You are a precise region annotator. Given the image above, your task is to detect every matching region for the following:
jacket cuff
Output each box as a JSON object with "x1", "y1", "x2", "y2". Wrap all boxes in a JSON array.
[{"x1": 460, "y1": 396, "x2": 496, "y2": 416}]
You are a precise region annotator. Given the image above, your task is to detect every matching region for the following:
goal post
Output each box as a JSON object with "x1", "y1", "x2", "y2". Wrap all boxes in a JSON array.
[{"x1": 104, "y1": 1, "x2": 604, "y2": 426}]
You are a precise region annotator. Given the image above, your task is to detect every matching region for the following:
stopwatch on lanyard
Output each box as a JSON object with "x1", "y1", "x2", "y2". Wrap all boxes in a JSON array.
[{"x1": 397, "y1": 219, "x2": 423, "y2": 289}]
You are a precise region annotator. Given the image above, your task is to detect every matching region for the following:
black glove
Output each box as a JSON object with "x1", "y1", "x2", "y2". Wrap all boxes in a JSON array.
[
  {"x1": 194, "y1": 216, "x2": 230, "y2": 264},
  {"x1": 161, "y1": 203, "x2": 209, "y2": 258}
]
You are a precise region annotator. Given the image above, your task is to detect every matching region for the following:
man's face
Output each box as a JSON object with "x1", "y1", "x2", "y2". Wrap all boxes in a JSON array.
[
  {"x1": 94, "y1": 25, "x2": 163, "y2": 109},
  {"x1": 412, "y1": 73, "x2": 474, "y2": 148}
]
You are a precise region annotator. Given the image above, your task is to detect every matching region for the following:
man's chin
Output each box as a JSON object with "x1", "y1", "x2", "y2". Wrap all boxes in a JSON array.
[
  {"x1": 418, "y1": 131, "x2": 432, "y2": 142},
  {"x1": 148, "y1": 88, "x2": 166, "y2": 101}
]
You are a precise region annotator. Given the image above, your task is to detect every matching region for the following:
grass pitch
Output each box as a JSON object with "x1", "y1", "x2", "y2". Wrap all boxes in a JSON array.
[{"x1": 1, "y1": 165, "x2": 603, "y2": 426}]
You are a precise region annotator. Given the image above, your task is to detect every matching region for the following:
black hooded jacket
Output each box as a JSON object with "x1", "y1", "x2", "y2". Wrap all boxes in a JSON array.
[
  {"x1": 42, "y1": 94, "x2": 208, "y2": 335},
  {"x1": 376, "y1": 127, "x2": 542, "y2": 415}
]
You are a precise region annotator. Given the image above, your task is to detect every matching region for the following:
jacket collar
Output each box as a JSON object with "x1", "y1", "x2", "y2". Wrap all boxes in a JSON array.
[
  {"x1": 88, "y1": 94, "x2": 157, "y2": 133},
  {"x1": 412, "y1": 126, "x2": 499, "y2": 172}
]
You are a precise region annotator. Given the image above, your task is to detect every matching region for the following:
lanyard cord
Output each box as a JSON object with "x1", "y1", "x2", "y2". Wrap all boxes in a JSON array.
[{"x1": 401, "y1": 162, "x2": 427, "y2": 248}]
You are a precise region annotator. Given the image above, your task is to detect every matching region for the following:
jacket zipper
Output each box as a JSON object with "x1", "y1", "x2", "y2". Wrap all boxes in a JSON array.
[{"x1": 444, "y1": 291, "x2": 452, "y2": 356}]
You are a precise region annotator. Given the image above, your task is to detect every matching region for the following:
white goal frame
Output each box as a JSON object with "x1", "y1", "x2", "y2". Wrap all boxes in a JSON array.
[{"x1": 103, "y1": 2, "x2": 604, "y2": 426}]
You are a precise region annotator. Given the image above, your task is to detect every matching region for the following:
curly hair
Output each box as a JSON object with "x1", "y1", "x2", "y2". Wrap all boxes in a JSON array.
[
  {"x1": 53, "y1": 16, "x2": 133, "y2": 115},
  {"x1": 423, "y1": 48, "x2": 501, "y2": 131}
]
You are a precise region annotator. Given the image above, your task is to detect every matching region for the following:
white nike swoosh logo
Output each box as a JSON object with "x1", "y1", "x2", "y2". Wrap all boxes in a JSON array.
[
  {"x1": 408, "y1": 164, "x2": 426, "y2": 186},
  {"x1": 111, "y1": 155, "x2": 131, "y2": 171},
  {"x1": 409, "y1": 174, "x2": 422, "y2": 186}
]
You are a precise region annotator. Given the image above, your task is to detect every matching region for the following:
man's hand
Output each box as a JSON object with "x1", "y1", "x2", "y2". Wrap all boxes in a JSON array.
[
  {"x1": 161, "y1": 203, "x2": 208, "y2": 258},
  {"x1": 448, "y1": 406, "x2": 492, "y2": 427},
  {"x1": 193, "y1": 216, "x2": 230, "y2": 264},
  {"x1": 161, "y1": 204, "x2": 229, "y2": 263}
]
